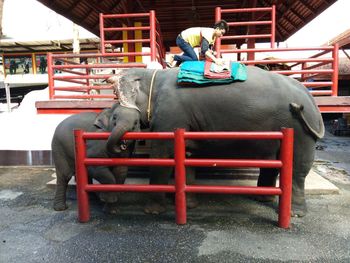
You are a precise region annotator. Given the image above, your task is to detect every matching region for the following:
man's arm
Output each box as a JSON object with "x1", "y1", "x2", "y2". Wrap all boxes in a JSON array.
[{"x1": 201, "y1": 39, "x2": 224, "y2": 65}]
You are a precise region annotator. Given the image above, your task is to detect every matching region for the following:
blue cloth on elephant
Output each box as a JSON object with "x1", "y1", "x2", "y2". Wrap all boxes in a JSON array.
[{"x1": 177, "y1": 61, "x2": 247, "y2": 85}]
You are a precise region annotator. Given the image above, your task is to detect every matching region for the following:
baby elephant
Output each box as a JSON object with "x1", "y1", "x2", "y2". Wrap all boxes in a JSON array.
[{"x1": 51, "y1": 103, "x2": 139, "y2": 214}]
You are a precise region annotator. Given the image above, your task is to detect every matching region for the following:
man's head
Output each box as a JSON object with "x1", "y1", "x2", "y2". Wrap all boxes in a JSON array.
[{"x1": 213, "y1": 20, "x2": 229, "y2": 37}]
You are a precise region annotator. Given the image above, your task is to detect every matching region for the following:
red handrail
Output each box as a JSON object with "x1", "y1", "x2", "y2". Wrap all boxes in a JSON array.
[
  {"x1": 74, "y1": 128, "x2": 294, "y2": 228},
  {"x1": 99, "y1": 11, "x2": 165, "y2": 66},
  {"x1": 215, "y1": 5, "x2": 276, "y2": 54}
]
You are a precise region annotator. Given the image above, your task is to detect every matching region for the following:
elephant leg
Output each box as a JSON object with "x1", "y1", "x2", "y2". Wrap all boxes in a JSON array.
[
  {"x1": 257, "y1": 168, "x2": 279, "y2": 202},
  {"x1": 52, "y1": 147, "x2": 74, "y2": 211},
  {"x1": 100, "y1": 166, "x2": 129, "y2": 215},
  {"x1": 53, "y1": 155, "x2": 73, "y2": 211},
  {"x1": 111, "y1": 166, "x2": 128, "y2": 184},
  {"x1": 144, "y1": 166, "x2": 171, "y2": 215},
  {"x1": 88, "y1": 166, "x2": 120, "y2": 214},
  {"x1": 144, "y1": 141, "x2": 173, "y2": 215},
  {"x1": 291, "y1": 136, "x2": 315, "y2": 217},
  {"x1": 186, "y1": 166, "x2": 199, "y2": 209}
]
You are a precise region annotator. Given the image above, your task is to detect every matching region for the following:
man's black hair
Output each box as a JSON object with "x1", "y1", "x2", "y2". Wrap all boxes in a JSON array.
[{"x1": 214, "y1": 20, "x2": 229, "y2": 32}]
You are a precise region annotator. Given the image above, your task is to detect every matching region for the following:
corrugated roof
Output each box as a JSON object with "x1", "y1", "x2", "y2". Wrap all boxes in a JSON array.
[
  {"x1": 325, "y1": 28, "x2": 350, "y2": 49},
  {"x1": 36, "y1": 0, "x2": 337, "y2": 50},
  {"x1": 0, "y1": 38, "x2": 100, "y2": 53}
]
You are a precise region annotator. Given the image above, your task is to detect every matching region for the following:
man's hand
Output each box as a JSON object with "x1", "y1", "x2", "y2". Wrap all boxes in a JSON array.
[
  {"x1": 214, "y1": 58, "x2": 225, "y2": 66},
  {"x1": 205, "y1": 50, "x2": 224, "y2": 65}
]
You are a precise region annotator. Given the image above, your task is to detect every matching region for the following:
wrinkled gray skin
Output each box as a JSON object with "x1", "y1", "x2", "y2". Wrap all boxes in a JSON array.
[
  {"x1": 107, "y1": 67, "x2": 324, "y2": 217},
  {"x1": 51, "y1": 103, "x2": 140, "y2": 213}
]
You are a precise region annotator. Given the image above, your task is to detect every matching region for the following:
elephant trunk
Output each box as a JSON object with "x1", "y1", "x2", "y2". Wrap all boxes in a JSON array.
[{"x1": 107, "y1": 123, "x2": 128, "y2": 154}]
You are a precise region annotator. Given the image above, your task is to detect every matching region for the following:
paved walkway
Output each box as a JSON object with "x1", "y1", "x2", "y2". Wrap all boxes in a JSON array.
[{"x1": 0, "y1": 129, "x2": 349, "y2": 262}]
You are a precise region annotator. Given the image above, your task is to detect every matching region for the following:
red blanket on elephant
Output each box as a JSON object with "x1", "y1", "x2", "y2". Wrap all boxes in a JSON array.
[{"x1": 204, "y1": 60, "x2": 231, "y2": 79}]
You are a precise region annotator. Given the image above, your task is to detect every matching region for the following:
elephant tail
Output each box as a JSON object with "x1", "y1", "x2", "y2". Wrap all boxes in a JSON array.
[{"x1": 289, "y1": 103, "x2": 325, "y2": 139}]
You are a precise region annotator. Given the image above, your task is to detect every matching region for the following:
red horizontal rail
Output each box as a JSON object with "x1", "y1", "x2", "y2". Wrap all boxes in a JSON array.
[
  {"x1": 222, "y1": 34, "x2": 271, "y2": 40},
  {"x1": 82, "y1": 131, "x2": 284, "y2": 140},
  {"x1": 221, "y1": 7, "x2": 272, "y2": 13},
  {"x1": 53, "y1": 85, "x2": 112, "y2": 91},
  {"x1": 51, "y1": 53, "x2": 148, "y2": 58},
  {"x1": 103, "y1": 26, "x2": 150, "y2": 32},
  {"x1": 53, "y1": 64, "x2": 143, "y2": 69},
  {"x1": 102, "y1": 13, "x2": 150, "y2": 18},
  {"x1": 273, "y1": 69, "x2": 333, "y2": 75},
  {"x1": 220, "y1": 46, "x2": 334, "y2": 53},
  {"x1": 243, "y1": 58, "x2": 333, "y2": 64},
  {"x1": 84, "y1": 158, "x2": 175, "y2": 166},
  {"x1": 310, "y1": 90, "x2": 333, "y2": 96},
  {"x1": 53, "y1": 94, "x2": 116, "y2": 99},
  {"x1": 185, "y1": 185, "x2": 282, "y2": 195},
  {"x1": 57, "y1": 69, "x2": 87, "y2": 76},
  {"x1": 184, "y1": 159, "x2": 282, "y2": 168},
  {"x1": 104, "y1": 39, "x2": 150, "y2": 44},
  {"x1": 54, "y1": 75, "x2": 113, "y2": 80},
  {"x1": 228, "y1": 21, "x2": 272, "y2": 26},
  {"x1": 82, "y1": 132, "x2": 174, "y2": 140},
  {"x1": 54, "y1": 79, "x2": 87, "y2": 85},
  {"x1": 184, "y1": 131, "x2": 283, "y2": 140},
  {"x1": 85, "y1": 184, "x2": 176, "y2": 193},
  {"x1": 302, "y1": 81, "x2": 333, "y2": 87}
]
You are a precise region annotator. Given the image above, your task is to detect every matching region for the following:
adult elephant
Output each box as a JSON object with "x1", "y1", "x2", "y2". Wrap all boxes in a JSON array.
[
  {"x1": 107, "y1": 66, "x2": 324, "y2": 217},
  {"x1": 52, "y1": 103, "x2": 139, "y2": 213}
]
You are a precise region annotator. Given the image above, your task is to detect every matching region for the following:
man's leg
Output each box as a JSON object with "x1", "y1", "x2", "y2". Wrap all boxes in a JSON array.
[{"x1": 174, "y1": 37, "x2": 198, "y2": 62}]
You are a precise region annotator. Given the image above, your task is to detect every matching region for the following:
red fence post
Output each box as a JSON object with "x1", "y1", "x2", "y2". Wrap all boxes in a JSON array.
[
  {"x1": 99, "y1": 13, "x2": 106, "y2": 54},
  {"x1": 271, "y1": 5, "x2": 276, "y2": 48},
  {"x1": 74, "y1": 129, "x2": 90, "y2": 223},
  {"x1": 174, "y1": 128, "x2": 187, "y2": 224},
  {"x1": 278, "y1": 128, "x2": 294, "y2": 228},
  {"x1": 215, "y1": 7, "x2": 222, "y2": 58},
  {"x1": 331, "y1": 43, "x2": 339, "y2": 96},
  {"x1": 47, "y1": 53, "x2": 54, "y2": 99},
  {"x1": 149, "y1": 10, "x2": 157, "y2": 62}
]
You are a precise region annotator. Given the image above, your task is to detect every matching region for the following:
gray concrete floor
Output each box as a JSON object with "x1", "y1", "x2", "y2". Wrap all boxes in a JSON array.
[{"x1": 0, "y1": 129, "x2": 350, "y2": 263}]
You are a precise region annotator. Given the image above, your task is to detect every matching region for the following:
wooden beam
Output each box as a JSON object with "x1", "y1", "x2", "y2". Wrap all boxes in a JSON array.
[{"x1": 300, "y1": 0, "x2": 316, "y2": 15}]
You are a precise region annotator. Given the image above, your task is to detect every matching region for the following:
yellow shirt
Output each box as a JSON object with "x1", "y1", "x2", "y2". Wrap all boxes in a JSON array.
[{"x1": 181, "y1": 27, "x2": 215, "y2": 47}]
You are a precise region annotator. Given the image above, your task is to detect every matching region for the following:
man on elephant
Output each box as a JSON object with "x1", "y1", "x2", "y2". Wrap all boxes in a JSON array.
[{"x1": 167, "y1": 20, "x2": 229, "y2": 67}]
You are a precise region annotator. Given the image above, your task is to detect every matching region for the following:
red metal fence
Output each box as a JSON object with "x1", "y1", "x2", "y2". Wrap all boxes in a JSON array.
[
  {"x1": 47, "y1": 52, "x2": 145, "y2": 100},
  {"x1": 215, "y1": 5, "x2": 276, "y2": 51},
  {"x1": 215, "y1": 6, "x2": 339, "y2": 97},
  {"x1": 74, "y1": 128, "x2": 294, "y2": 229},
  {"x1": 46, "y1": 10, "x2": 166, "y2": 100},
  {"x1": 100, "y1": 11, "x2": 166, "y2": 66}
]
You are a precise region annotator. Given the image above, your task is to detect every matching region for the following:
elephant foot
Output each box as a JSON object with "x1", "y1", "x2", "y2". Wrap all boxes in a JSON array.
[
  {"x1": 187, "y1": 193, "x2": 199, "y2": 209},
  {"x1": 53, "y1": 201, "x2": 68, "y2": 211},
  {"x1": 103, "y1": 202, "x2": 119, "y2": 215},
  {"x1": 253, "y1": 195, "x2": 276, "y2": 203},
  {"x1": 291, "y1": 202, "x2": 307, "y2": 217},
  {"x1": 98, "y1": 192, "x2": 119, "y2": 204},
  {"x1": 144, "y1": 201, "x2": 166, "y2": 215}
]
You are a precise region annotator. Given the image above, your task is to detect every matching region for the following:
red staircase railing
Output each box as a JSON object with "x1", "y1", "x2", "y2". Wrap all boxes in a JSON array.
[
  {"x1": 215, "y1": 5, "x2": 276, "y2": 52},
  {"x1": 218, "y1": 45, "x2": 339, "y2": 96},
  {"x1": 74, "y1": 128, "x2": 294, "y2": 229},
  {"x1": 44, "y1": 11, "x2": 167, "y2": 101},
  {"x1": 47, "y1": 53, "x2": 146, "y2": 100},
  {"x1": 215, "y1": 6, "x2": 339, "y2": 97},
  {"x1": 100, "y1": 11, "x2": 166, "y2": 67}
]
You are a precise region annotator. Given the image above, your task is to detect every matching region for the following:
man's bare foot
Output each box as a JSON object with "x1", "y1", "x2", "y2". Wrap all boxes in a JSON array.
[{"x1": 166, "y1": 54, "x2": 175, "y2": 68}]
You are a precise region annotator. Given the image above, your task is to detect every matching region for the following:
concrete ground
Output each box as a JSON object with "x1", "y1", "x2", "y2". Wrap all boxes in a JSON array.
[{"x1": 1, "y1": 129, "x2": 350, "y2": 262}]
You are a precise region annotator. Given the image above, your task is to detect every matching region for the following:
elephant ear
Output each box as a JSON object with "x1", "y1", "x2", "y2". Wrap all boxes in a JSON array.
[
  {"x1": 93, "y1": 104, "x2": 119, "y2": 131},
  {"x1": 109, "y1": 74, "x2": 141, "y2": 112}
]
